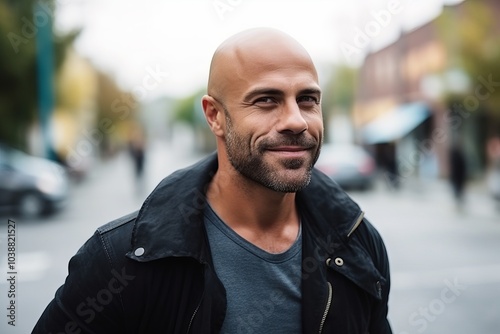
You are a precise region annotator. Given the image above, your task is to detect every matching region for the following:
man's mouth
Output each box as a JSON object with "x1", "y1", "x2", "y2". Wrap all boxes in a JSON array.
[{"x1": 266, "y1": 146, "x2": 312, "y2": 158}]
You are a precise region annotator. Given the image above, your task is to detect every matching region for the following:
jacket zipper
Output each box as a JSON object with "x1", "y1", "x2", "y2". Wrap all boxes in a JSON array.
[
  {"x1": 186, "y1": 291, "x2": 204, "y2": 334},
  {"x1": 318, "y1": 281, "x2": 333, "y2": 334},
  {"x1": 347, "y1": 211, "x2": 364, "y2": 238}
]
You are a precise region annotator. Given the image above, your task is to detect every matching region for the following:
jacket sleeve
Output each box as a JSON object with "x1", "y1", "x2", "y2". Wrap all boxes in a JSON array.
[
  {"x1": 32, "y1": 231, "x2": 127, "y2": 334},
  {"x1": 358, "y1": 218, "x2": 393, "y2": 334}
]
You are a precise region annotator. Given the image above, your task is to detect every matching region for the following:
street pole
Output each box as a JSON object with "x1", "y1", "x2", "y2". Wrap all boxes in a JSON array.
[{"x1": 35, "y1": 0, "x2": 55, "y2": 160}]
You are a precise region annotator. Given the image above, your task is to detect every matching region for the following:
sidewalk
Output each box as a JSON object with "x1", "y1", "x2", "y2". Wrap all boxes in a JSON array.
[
  {"x1": 57, "y1": 139, "x2": 205, "y2": 226},
  {"x1": 367, "y1": 173, "x2": 500, "y2": 223}
]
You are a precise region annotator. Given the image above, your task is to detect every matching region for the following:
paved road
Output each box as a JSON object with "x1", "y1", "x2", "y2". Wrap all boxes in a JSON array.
[
  {"x1": 350, "y1": 178, "x2": 500, "y2": 334},
  {"x1": 0, "y1": 140, "x2": 499, "y2": 334},
  {"x1": 0, "y1": 140, "x2": 202, "y2": 334}
]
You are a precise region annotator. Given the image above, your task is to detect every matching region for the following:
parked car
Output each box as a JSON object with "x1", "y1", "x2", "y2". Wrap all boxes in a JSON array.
[
  {"x1": 315, "y1": 143, "x2": 376, "y2": 191},
  {"x1": 0, "y1": 144, "x2": 69, "y2": 218}
]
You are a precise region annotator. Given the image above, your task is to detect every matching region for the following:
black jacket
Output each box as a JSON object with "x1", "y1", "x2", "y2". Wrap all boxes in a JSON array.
[{"x1": 33, "y1": 153, "x2": 392, "y2": 334}]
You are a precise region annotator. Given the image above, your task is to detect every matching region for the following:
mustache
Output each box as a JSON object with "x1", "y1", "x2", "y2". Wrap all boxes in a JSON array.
[{"x1": 258, "y1": 134, "x2": 319, "y2": 150}]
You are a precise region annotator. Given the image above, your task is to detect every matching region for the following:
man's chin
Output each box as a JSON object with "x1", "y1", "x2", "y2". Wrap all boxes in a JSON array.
[
  {"x1": 264, "y1": 152, "x2": 312, "y2": 170},
  {"x1": 281, "y1": 158, "x2": 307, "y2": 170},
  {"x1": 267, "y1": 179, "x2": 311, "y2": 193},
  {"x1": 265, "y1": 169, "x2": 312, "y2": 193}
]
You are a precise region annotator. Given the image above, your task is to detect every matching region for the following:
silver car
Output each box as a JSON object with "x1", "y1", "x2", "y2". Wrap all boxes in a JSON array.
[
  {"x1": 315, "y1": 143, "x2": 376, "y2": 191},
  {"x1": 0, "y1": 144, "x2": 69, "y2": 218}
]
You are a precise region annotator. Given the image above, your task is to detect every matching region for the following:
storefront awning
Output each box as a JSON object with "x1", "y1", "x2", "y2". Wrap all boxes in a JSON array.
[{"x1": 361, "y1": 102, "x2": 430, "y2": 144}]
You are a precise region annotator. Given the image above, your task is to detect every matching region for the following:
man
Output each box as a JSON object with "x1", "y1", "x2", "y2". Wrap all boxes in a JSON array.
[
  {"x1": 33, "y1": 28, "x2": 392, "y2": 333},
  {"x1": 449, "y1": 140, "x2": 467, "y2": 207}
]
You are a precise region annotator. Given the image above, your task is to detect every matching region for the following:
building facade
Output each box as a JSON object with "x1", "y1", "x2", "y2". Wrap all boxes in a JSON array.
[{"x1": 353, "y1": 0, "x2": 500, "y2": 182}]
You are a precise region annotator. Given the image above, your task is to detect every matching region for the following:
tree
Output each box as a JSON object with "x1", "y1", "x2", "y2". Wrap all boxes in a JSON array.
[
  {"x1": 171, "y1": 89, "x2": 215, "y2": 152},
  {"x1": 322, "y1": 65, "x2": 358, "y2": 114},
  {"x1": 0, "y1": 0, "x2": 76, "y2": 150},
  {"x1": 435, "y1": 0, "x2": 500, "y2": 169},
  {"x1": 437, "y1": 1, "x2": 500, "y2": 114},
  {"x1": 94, "y1": 70, "x2": 139, "y2": 156},
  {"x1": 321, "y1": 65, "x2": 358, "y2": 142}
]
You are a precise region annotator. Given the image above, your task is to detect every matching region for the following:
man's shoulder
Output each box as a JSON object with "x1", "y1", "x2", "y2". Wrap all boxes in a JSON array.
[
  {"x1": 96, "y1": 210, "x2": 139, "y2": 236},
  {"x1": 90, "y1": 211, "x2": 139, "y2": 258}
]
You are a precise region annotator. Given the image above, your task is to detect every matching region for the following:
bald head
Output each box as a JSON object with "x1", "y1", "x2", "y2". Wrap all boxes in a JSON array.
[
  {"x1": 201, "y1": 28, "x2": 323, "y2": 193},
  {"x1": 207, "y1": 28, "x2": 318, "y2": 100}
]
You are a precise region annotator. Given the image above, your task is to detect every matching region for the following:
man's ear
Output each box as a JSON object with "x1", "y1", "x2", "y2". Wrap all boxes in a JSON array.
[{"x1": 201, "y1": 95, "x2": 225, "y2": 137}]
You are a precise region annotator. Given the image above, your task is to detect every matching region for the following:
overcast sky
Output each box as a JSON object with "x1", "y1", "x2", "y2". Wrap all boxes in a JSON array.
[{"x1": 55, "y1": 0, "x2": 464, "y2": 99}]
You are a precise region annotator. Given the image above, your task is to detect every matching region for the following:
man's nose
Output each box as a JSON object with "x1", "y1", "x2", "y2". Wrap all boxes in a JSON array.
[{"x1": 276, "y1": 100, "x2": 308, "y2": 135}]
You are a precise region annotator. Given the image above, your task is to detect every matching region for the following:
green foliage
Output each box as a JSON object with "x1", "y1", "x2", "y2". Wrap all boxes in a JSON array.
[
  {"x1": 437, "y1": 1, "x2": 500, "y2": 111},
  {"x1": 0, "y1": 0, "x2": 76, "y2": 150},
  {"x1": 321, "y1": 65, "x2": 358, "y2": 115},
  {"x1": 172, "y1": 94, "x2": 197, "y2": 125},
  {"x1": 171, "y1": 89, "x2": 205, "y2": 126}
]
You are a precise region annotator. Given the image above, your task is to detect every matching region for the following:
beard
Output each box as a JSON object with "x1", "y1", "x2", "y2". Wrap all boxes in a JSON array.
[{"x1": 224, "y1": 112, "x2": 321, "y2": 193}]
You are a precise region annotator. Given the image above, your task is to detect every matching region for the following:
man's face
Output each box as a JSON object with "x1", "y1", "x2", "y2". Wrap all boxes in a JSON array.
[{"x1": 218, "y1": 57, "x2": 323, "y2": 193}]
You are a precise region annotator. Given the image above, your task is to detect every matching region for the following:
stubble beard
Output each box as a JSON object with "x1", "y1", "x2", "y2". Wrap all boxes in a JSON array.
[{"x1": 224, "y1": 113, "x2": 321, "y2": 193}]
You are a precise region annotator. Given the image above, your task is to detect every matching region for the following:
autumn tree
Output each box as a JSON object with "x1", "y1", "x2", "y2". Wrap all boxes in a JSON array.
[{"x1": 94, "y1": 70, "x2": 139, "y2": 156}]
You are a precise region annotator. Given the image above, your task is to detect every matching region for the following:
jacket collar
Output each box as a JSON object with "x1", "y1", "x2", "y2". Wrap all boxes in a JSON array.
[
  {"x1": 126, "y1": 152, "x2": 363, "y2": 263},
  {"x1": 127, "y1": 153, "x2": 218, "y2": 263}
]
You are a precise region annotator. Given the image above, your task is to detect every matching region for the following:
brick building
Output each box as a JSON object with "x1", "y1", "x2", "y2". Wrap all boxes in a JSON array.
[{"x1": 353, "y1": 0, "x2": 500, "y2": 180}]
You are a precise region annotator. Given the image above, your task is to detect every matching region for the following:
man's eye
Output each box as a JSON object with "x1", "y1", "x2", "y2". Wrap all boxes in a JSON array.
[
  {"x1": 254, "y1": 97, "x2": 276, "y2": 105},
  {"x1": 297, "y1": 96, "x2": 319, "y2": 105}
]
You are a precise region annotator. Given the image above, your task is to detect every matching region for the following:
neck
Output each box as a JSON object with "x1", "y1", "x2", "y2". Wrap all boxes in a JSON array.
[{"x1": 206, "y1": 159, "x2": 300, "y2": 253}]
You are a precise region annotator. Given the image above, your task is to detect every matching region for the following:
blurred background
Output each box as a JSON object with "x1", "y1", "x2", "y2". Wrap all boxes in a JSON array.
[{"x1": 1, "y1": 0, "x2": 500, "y2": 333}]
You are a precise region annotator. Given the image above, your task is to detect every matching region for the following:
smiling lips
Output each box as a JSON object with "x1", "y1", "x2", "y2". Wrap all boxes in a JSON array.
[{"x1": 266, "y1": 146, "x2": 312, "y2": 158}]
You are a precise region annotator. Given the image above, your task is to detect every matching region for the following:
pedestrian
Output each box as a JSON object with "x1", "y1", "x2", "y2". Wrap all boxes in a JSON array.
[
  {"x1": 380, "y1": 142, "x2": 399, "y2": 189},
  {"x1": 127, "y1": 124, "x2": 147, "y2": 195},
  {"x1": 127, "y1": 124, "x2": 146, "y2": 179},
  {"x1": 486, "y1": 136, "x2": 500, "y2": 211},
  {"x1": 128, "y1": 137, "x2": 145, "y2": 179},
  {"x1": 449, "y1": 140, "x2": 467, "y2": 207},
  {"x1": 33, "y1": 28, "x2": 392, "y2": 333},
  {"x1": 489, "y1": 158, "x2": 500, "y2": 211}
]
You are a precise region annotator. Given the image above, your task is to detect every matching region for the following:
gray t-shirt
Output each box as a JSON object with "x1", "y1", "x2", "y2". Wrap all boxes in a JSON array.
[{"x1": 204, "y1": 205, "x2": 302, "y2": 334}]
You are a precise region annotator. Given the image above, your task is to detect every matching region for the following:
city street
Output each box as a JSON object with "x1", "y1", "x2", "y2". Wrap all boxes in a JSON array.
[
  {"x1": 352, "y1": 178, "x2": 500, "y2": 334},
  {"x1": 1, "y1": 140, "x2": 499, "y2": 334}
]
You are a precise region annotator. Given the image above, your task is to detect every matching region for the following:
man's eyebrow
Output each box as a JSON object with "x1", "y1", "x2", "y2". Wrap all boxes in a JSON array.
[
  {"x1": 298, "y1": 88, "x2": 322, "y2": 97},
  {"x1": 243, "y1": 88, "x2": 284, "y2": 102},
  {"x1": 243, "y1": 87, "x2": 322, "y2": 102}
]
